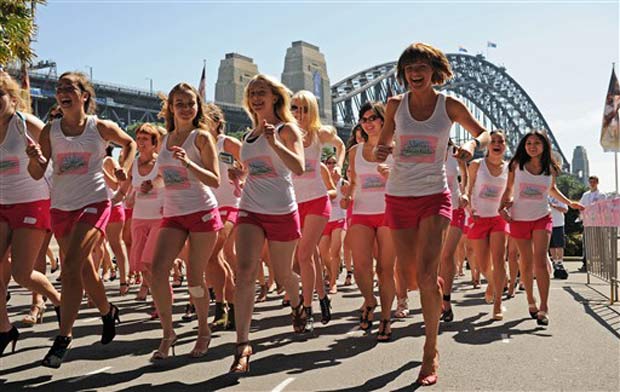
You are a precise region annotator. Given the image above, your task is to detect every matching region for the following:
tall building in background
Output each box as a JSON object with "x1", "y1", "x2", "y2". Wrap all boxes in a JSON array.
[
  {"x1": 281, "y1": 41, "x2": 332, "y2": 124},
  {"x1": 571, "y1": 145, "x2": 589, "y2": 185},
  {"x1": 215, "y1": 53, "x2": 259, "y2": 106}
]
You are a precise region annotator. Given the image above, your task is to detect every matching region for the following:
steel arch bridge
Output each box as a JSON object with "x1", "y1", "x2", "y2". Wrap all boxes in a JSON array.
[{"x1": 331, "y1": 53, "x2": 568, "y2": 169}]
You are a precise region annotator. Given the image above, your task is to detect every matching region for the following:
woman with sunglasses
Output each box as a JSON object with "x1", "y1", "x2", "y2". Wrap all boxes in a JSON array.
[
  {"x1": 374, "y1": 43, "x2": 490, "y2": 385},
  {"x1": 290, "y1": 91, "x2": 345, "y2": 329},
  {"x1": 27, "y1": 72, "x2": 136, "y2": 368}
]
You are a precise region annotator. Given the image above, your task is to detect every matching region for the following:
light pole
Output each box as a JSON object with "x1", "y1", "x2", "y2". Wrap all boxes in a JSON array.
[
  {"x1": 85, "y1": 65, "x2": 93, "y2": 81},
  {"x1": 145, "y1": 77, "x2": 153, "y2": 94}
]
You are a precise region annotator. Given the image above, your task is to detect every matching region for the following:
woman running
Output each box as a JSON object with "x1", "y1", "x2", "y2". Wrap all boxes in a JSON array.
[
  {"x1": 0, "y1": 72, "x2": 61, "y2": 356},
  {"x1": 342, "y1": 101, "x2": 396, "y2": 342},
  {"x1": 499, "y1": 130, "x2": 583, "y2": 326},
  {"x1": 149, "y1": 83, "x2": 222, "y2": 360},
  {"x1": 374, "y1": 43, "x2": 490, "y2": 385},
  {"x1": 465, "y1": 130, "x2": 509, "y2": 320},
  {"x1": 290, "y1": 90, "x2": 345, "y2": 329},
  {"x1": 228, "y1": 74, "x2": 306, "y2": 374},
  {"x1": 439, "y1": 140, "x2": 468, "y2": 322},
  {"x1": 27, "y1": 71, "x2": 136, "y2": 368}
]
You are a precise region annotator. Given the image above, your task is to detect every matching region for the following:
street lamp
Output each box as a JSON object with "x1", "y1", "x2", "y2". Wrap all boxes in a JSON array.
[
  {"x1": 145, "y1": 77, "x2": 153, "y2": 94},
  {"x1": 85, "y1": 65, "x2": 93, "y2": 81}
]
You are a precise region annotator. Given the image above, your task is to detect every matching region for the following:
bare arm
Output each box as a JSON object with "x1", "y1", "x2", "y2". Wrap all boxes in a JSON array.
[
  {"x1": 103, "y1": 157, "x2": 120, "y2": 190},
  {"x1": 319, "y1": 127, "x2": 346, "y2": 167},
  {"x1": 374, "y1": 96, "x2": 400, "y2": 162},
  {"x1": 97, "y1": 120, "x2": 136, "y2": 179},
  {"x1": 26, "y1": 124, "x2": 51, "y2": 180},
  {"x1": 267, "y1": 122, "x2": 305, "y2": 176},
  {"x1": 465, "y1": 160, "x2": 480, "y2": 214},
  {"x1": 499, "y1": 163, "x2": 516, "y2": 221},
  {"x1": 320, "y1": 162, "x2": 337, "y2": 200},
  {"x1": 340, "y1": 145, "x2": 358, "y2": 209},
  {"x1": 182, "y1": 130, "x2": 220, "y2": 188},
  {"x1": 446, "y1": 97, "x2": 491, "y2": 160},
  {"x1": 549, "y1": 175, "x2": 584, "y2": 210}
]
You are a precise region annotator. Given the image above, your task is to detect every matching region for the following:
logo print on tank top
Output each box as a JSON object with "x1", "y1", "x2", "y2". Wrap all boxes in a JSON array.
[
  {"x1": 398, "y1": 135, "x2": 438, "y2": 163},
  {"x1": 0, "y1": 157, "x2": 19, "y2": 175},
  {"x1": 56, "y1": 152, "x2": 91, "y2": 175},
  {"x1": 359, "y1": 174, "x2": 386, "y2": 192},
  {"x1": 297, "y1": 159, "x2": 317, "y2": 179},
  {"x1": 247, "y1": 156, "x2": 277, "y2": 178},
  {"x1": 479, "y1": 185, "x2": 502, "y2": 200},
  {"x1": 162, "y1": 166, "x2": 190, "y2": 190},
  {"x1": 518, "y1": 183, "x2": 546, "y2": 200}
]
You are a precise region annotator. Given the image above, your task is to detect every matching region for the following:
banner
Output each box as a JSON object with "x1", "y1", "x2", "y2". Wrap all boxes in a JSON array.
[
  {"x1": 583, "y1": 198, "x2": 620, "y2": 227},
  {"x1": 600, "y1": 67, "x2": 620, "y2": 152}
]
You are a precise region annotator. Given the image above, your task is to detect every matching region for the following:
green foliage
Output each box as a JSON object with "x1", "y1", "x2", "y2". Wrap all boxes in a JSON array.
[
  {"x1": 556, "y1": 174, "x2": 588, "y2": 256},
  {"x1": 227, "y1": 129, "x2": 246, "y2": 141},
  {"x1": 0, "y1": 1, "x2": 46, "y2": 65}
]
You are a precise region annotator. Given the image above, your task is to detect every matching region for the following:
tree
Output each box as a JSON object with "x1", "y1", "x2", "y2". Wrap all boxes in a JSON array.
[{"x1": 0, "y1": 1, "x2": 46, "y2": 66}]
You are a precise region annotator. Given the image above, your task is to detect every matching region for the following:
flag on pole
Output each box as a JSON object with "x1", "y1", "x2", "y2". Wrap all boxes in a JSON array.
[
  {"x1": 198, "y1": 62, "x2": 206, "y2": 101},
  {"x1": 487, "y1": 41, "x2": 497, "y2": 48},
  {"x1": 20, "y1": 61, "x2": 31, "y2": 110},
  {"x1": 458, "y1": 46, "x2": 468, "y2": 53},
  {"x1": 600, "y1": 66, "x2": 620, "y2": 152}
]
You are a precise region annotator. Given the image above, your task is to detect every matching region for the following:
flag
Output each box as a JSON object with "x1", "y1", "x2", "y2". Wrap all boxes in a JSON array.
[
  {"x1": 458, "y1": 46, "x2": 468, "y2": 53},
  {"x1": 600, "y1": 67, "x2": 620, "y2": 152},
  {"x1": 198, "y1": 63, "x2": 206, "y2": 101},
  {"x1": 487, "y1": 41, "x2": 497, "y2": 48},
  {"x1": 20, "y1": 61, "x2": 31, "y2": 110}
]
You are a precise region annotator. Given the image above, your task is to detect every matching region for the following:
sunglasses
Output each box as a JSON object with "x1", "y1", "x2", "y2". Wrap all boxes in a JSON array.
[
  {"x1": 291, "y1": 105, "x2": 308, "y2": 113},
  {"x1": 360, "y1": 114, "x2": 379, "y2": 123}
]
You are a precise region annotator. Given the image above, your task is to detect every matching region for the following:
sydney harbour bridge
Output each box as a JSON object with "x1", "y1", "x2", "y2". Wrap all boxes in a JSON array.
[{"x1": 11, "y1": 52, "x2": 568, "y2": 170}]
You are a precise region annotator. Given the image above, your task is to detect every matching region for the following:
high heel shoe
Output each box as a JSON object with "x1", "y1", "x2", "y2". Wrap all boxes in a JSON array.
[
  {"x1": 189, "y1": 334, "x2": 211, "y2": 358},
  {"x1": 417, "y1": 351, "x2": 439, "y2": 386},
  {"x1": 0, "y1": 326, "x2": 19, "y2": 356},
  {"x1": 291, "y1": 295, "x2": 307, "y2": 333},
  {"x1": 229, "y1": 342, "x2": 252, "y2": 374},
  {"x1": 360, "y1": 302, "x2": 377, "y2": 331},
  {"x1": 41, "y1": 335, "x2": 72, "y2": 368},
  {"x1": 150, "y1": 335, "x2": 178, "y2": 362},
  {"x1": 22, "y1": 303, "x2": 45, "y2": 325},
  {"x1": 528, "y1": 303, "x2": 539, "y2": 319},
  {"x1": 536, "y1": 311, "x2": 549, "y2": 326},
  {"x1": 376, "y1": 319, "x2": 392, "y2": 342},
  {"x1": 101, "y1": 304, "x2": 120, "y2": 345},
  {"x1": 51, "y1": 257, "x2": 59, "y2": 274}
]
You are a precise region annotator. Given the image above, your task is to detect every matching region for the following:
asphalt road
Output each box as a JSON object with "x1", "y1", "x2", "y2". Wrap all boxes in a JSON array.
[{"x1": 1, "y1": 261, "x2": 619, "y2": 391}]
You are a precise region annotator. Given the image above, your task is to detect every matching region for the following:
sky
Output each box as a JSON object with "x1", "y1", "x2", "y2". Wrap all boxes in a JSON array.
[{"x1": 31, "y1": 0, "x2": 619, "y2": 192}]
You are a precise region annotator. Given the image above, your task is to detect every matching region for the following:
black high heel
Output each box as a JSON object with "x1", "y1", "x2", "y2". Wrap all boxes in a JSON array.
[
  {"x1": 0, "y1": 326, "x2": 19, "y2": 356},
  {"x1": 101, "y1": 304, "x2": 120, "y2": 345},
  {"x1": 42, "y1": 335, "x2": 72, "y2": 368}
]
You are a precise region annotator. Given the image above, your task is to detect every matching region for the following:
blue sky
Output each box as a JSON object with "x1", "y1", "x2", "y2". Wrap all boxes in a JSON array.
[{"x1": 34, "y1": 0, "x2": 619, "y2": 192}]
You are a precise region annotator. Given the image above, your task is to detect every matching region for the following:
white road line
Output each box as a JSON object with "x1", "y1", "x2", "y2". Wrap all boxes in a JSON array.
[
  {"x1": 81, "y1": 317, "x2": 100, "y2": 324},
  {"x1": 69, "y1": 366, "x2": 112, "y2": 383},
  {"x1": 501, "y1": 333, "x2": 510, "y2": 343},
  {"x1": 272, "y1": 377, "x2": 295, "y2": 392}
]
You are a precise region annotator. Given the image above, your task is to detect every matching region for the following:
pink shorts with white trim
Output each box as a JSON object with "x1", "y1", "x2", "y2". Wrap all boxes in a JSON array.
[
  {"x1": 130, "y1": 218, "x2": 161, "y2": 271},
  {"x1": 322, "y1": 219, "x2": 347, "y2": 237},
  {"x1": 0, "y1": 199, "x2": 51, "y2": 232},
  {"x1": 467, "y1": 215, "x2": 508, "y2": 240},
  {"x1": 450, "y1": 208, "x2": 466, "y2": 231},
  {"x1": 385, "y1": 190, "x2": 452, "y2": 230},
  {"x1": 509, "y1": 215, "x2": 553, "y2": 240},
  {"x1": 237, "y1": 209, "x2": 301, "y2": 242},
  {"x1": 51, "y1": 200, "x2": 111, "y2": 239},
  {"x1": 109, "y1": 204, "x2": 126, "y2": 224},
  {"x1": 219, "y1": 206, "x2": 240, "y2": 225},
  {"x1": 350, "y1": 213, "x2": 387, "y2": 230},
  {"x1": 297, "y1": 195, "x2": 331, "y2": 228},
  {"x1": 161, "y1": 208, "x2": 223, "y2": 233}
]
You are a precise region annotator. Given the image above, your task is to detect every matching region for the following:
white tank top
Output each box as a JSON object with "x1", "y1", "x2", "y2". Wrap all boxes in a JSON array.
[
  {"x1": 158, "y1": 130, "x2": 218, "y2": 217},
  {"x1": 131, "y1": 157, "x2": 164, "y2": 220},
  {"x1": 471, "y1": 159, "x2": 508, "y2": 218},
  {"x1": 445, "y1": 149, "x2": 461, "y2": 207},
  {"x1": 239, "y1": 124, "x2": 297, "y2": 214},
  {"x1": 329, "y1": 179, "x2": 347, "y2": 222},
  {"x1": 353, "y1": 143, "x2": 389, "y2": 215},
  {"x1": 511, "y1": 166, "x2": 552, "y2": 221},
  {"x1": 50, "y1": 116, "x2": 108, "y2": 211},
  {"x1": 212, "y1": 135, "x2": 241, "y2": 209},
  {"x1": 0, "y1": 112, "x2": 50, "y2": 204},
  {"x1": 387, "y1": 92, "x2": 452, "y2": 197},
  {"x1": 293, "y1": 138, "x2": 328, "y2": 203}
]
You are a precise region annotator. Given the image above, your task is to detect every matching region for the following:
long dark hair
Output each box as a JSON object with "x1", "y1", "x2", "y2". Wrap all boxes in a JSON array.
[
  {"x1": 346, "y1": 123, "x2": 367, "y2": 150},
  {"x1": 509, "y1": 130, "x2": 560, "y2": 176}
]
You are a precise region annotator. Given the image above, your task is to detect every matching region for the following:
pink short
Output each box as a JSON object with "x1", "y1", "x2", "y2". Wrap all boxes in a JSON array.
[
  {"x1": 510, "y1": 215, "x2": 553, "y2": 240},
  {"x1": 322, "y1": 219, "x2": 347, "y2": 237},
  {"x1": 237, "y1": 209, "x2": 301, "y2": 241},
  {"x1": 0, "y1": 199, "x2": 51, "y2": 231},
  {"x1": 219, "y1": 206, "x2": 240, "y2": 224},
  {"x1": 467, "y1": 215, "x2": 508, "y2": 240},
  {"x1": 385, "y1": 190, "x2": 452, "y2": 230},
  {"x1": 450, "y1": 208, "x2": 466, "y2": 231},
  {"x1": 51, "y1": 200, "x2": 111, "y2": 239},
  {"x1": 161, "y1": 208, "x2": 223, "y2": 233},
  {"x1": 130, "y1": 218, "x2": 161, "y2": 271},
  {"x1": 297, "y1": 196, "x2": 331, "y2": 228},
  {"x1": 125, "y1": 208, "x2": 133, "y2": 220},
  {"x1": 350, "y1": 213, "x2": 387, "y2": 230},
  {"x1": 109, "y1": 204, "x2": 126, "y2": 224}
]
